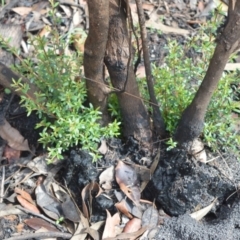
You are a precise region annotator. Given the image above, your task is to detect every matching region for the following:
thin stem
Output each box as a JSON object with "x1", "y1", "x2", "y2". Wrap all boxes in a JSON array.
[{"x1": 135, "y1": 0, "x2": 166, "y2": 137}]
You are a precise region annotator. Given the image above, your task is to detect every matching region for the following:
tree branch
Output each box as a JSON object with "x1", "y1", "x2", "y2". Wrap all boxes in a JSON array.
[
  {"x1": 175, "y1": 1, "x2": 240, "y2": 145},
  {"x1": 135, "y1": 0, "x2": 166, "y2": 137},
  {"x1": 0, "y1": 62, "x2": 38, "y2": 101}
]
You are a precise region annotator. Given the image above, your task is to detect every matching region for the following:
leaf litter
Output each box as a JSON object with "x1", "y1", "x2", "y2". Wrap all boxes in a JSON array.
[{"x1": 0, "y1": 0, "x2": 227, "y2": 238}]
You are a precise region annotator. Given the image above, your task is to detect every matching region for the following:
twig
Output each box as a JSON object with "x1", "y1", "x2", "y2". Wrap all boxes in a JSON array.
[
  {"x1": 135, "y1": 0, "x2": 166, "y2": 137},
  {"x1": 0, "y1": 166, "x2": 5, "y2": 203},
  {"x1": 206, "y1": 156, "x2": 220, "y2": 163},
  {"x1": 4, "y1": 231, "x2": 72, "y2": 240},
  {"x1": 82, "y1": 74, "x2": 160, "y2": 107}
]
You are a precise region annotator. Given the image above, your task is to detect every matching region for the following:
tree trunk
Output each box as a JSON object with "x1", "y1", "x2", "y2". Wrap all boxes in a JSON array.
[
  {"x1": 175, "y1": 1, "x2": 240, "y2": 145},
  {"x1": 104, "y1": 0, "x2": 152, "y2": 146},
  {"x1": 83, "y1": 0, "x2": 111, "y2": 126}
]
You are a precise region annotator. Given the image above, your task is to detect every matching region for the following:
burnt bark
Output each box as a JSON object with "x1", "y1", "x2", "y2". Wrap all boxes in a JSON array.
[
  {"x1": 175, "y1": 1, "x2": 240, "y2": 145},
  {"x1": 83, "y1": 0, "x2": 111, "y2": 126},
  {"x1": 104, "y1": 0, "x2": 152, "y2": 145}
]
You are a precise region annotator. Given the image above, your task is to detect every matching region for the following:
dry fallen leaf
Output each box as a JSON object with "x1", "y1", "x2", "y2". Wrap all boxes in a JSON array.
[
  {"x1": 15, "y1": 223, "x2": 24, "y2": 233},
  {"x1": 84, "y1": 227, "x2": 100, "y2": 240},
  {"x1": 99, "y1": 165, "x2": 115, "y2": 190},
  {"x1": 115, "y1": 161, "x2": 141, "y2": 206},
  {"x1": 71, "y1": 222, "x2": 87, "y2": 240},
  {"x1": 3, "y1": 145, "x2": 20, "y2": 162},
  {"x1": 62, "y1": 195, "x2": 80, "y2": 222},
  {"x1": 142, "y1": 205, "x2": 159, "y2": 228},
  {"x1": 71, "y1": 211, "x2": 89, "y2": 240},
  {"x1": 98, "y1": 139, "x2": 108, "y2": 155},
  {"x1": 0, "y1": 119, "x2": 31, "y2": 152},
  {"x1": 12, "y1": 7, "x2": 32, "y2": 16},
  {"x1": 190, "y1": 198, "x2": 217, "y2": 221},
  {"x1": 81, "y1": 182, "x2": 102, "y2": 219},
  {"x1": 15, "y1": 188, "x2": 35, "y2": 205},
  {"x1": 102, "y1": 210, "x2": 120, "y2": 239},
  {"x1": 103, "y1": 226, "x2": 149, "y2": 240},
  {"x1": 35, "y1": 184, "x2": 63, "y2": 220},
  {"x1": 123, "y1": 218, "x2": 141, "y2": 233},
  {"x1": 115, "y1": 200, "x2": 133, "y2": 219},
  {"x1": 187, "y1": 139, "x2": 207, "y2": 163},
  {"x1": 17, "y1": 195, "x2": 40, "y2": 214},
  {"x1": 25, "y1": 218, "x2": 59, "y2": 232}
]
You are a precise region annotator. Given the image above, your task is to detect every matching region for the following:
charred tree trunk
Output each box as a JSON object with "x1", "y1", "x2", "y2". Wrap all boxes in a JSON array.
[
  {"x1": 83, "y1": 0, "x2": 111, "y2": 126},
  {"x1": 175, "y1": 0, "x2": 240, "y2": 145},
  {"x1": 104, "y1": 0, "x2": 152, "y2": 146}
]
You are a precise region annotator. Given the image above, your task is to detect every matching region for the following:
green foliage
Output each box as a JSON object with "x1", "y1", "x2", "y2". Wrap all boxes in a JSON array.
[
  {"x1": 1, "y1": 1, "x2": 120, "y2": 162},
  {"x1": 140, "y1": 18, "x2": 240, "y2": 154},
  {"x1": 166, "y1": 138, "x2": 177, "y2": 151}
]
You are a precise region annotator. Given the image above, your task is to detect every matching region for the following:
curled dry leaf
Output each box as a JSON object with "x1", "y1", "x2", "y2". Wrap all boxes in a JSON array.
[
  {"x1": 115, "y1": 161, "x2": 141, "y2": 206},
  {"x1": 98, "y1": 139, "x2": 108, "y2": 155},
  {"x1": 187, "y1": 139, "x2": 207, "y2": 163},
  {"x1": 0, "y1": 119, "x2": 30, "y2": 152},
  {"x1": 81, "y1": 182, "x2": 102, "y2": 219},
  {"x1": 190, "y1": 198, "x2": 217, "y2": 221},
  {"x1": 102, "y1": 210, "x2": 120, "y2": 239},
  {"x1": 99, "y1": 165, "x2": 115, "y2": 190}
]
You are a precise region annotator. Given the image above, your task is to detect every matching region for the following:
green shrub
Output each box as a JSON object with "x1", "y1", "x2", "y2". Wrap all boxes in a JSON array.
[
  {"x1": 139, "y1": 17, "x2": 240, "y2": 154},
  {"x1": 0, "y1": 1, "x2": 120, "y2": 162}
]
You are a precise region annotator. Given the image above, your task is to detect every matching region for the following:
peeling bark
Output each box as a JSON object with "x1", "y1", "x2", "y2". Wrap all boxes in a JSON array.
[
  {"x1": 83, "y1": 0, "x2": 111, "y2": 125},
  {"x1": 175, "y1": 1, "x2": 240, "y2": 145},
  {"x1": 104, "y1": 0, "x2": 152, "y2": 145}
]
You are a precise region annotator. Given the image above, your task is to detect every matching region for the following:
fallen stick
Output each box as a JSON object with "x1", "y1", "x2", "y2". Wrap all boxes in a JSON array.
[{"x1": 4, "y1": 231, "x2": 72, "y2": 240}]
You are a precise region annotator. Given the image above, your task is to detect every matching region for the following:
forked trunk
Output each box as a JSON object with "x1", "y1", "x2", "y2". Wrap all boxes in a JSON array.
[{"x1": 175, "y1": 1, "x2": 240, "y2": 145}]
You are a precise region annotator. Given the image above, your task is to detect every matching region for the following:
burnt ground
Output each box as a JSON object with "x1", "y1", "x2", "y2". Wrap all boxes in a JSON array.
[{"x1": 0, "y1": 0, "x2": 240, "y2": 240}]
